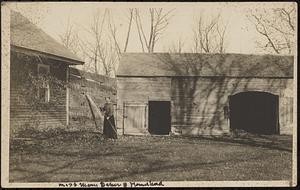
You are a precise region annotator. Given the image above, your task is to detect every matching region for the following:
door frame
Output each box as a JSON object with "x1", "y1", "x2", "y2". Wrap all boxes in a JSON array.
[
  {"x1": 228, "y1": 91, "x2": 280, "y2": 134},
  {"x1": 148, "y1": 100, "x2": 172, "y2": 135}
]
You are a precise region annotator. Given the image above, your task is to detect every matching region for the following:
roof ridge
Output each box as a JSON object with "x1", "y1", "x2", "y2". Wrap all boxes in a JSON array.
[
  {"x1": 117, "y1": 53, "x2": 294, "y2": 77},
  {"x1": 10, "y1": 10, "x2": 84, "y2": 64}
]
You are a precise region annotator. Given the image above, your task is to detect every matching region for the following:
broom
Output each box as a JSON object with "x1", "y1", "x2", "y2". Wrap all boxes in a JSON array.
[{"x1": 86, "y1": 94, "x2": 117, "y2": 136}]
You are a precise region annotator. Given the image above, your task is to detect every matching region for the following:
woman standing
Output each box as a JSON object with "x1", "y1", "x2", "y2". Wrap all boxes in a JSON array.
[{"x1": 101, "y1": 97, "x2": 117, "y2": 139}]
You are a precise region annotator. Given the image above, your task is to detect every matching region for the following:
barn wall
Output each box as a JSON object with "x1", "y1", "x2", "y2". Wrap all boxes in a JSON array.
[
  {"x1": 171, "y1": 77, "x2": 294, "y2": 136},
  {"x1": 117, "y1": 76, "x2": 293, "y2": 136},
  {"x1": 278, "y1": 79, "x2": 293, "y2": 134},
  {"x1": 68, "y1": 68, "x2": 116, "y2": 132},
  {"x1": 117, "y1": 77, "x2": 171, "y2": 134},
  {"x1": 10, "y1": 51, "x2": 68, "y2": 137}
]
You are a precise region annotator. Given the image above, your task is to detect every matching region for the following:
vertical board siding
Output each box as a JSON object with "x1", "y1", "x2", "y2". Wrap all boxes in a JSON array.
[{"x1": 123, "y1": 103, "x2": 148, "y2": 135}]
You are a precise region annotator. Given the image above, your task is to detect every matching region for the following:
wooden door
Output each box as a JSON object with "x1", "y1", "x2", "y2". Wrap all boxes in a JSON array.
[{"x1": 123, "y1": 103, "x2": 148, "y2": 135}]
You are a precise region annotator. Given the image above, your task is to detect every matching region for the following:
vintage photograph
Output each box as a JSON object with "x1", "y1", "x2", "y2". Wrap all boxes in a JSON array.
[{"x1": 1, "y1": 2, "x2": 297, "y2": 188}]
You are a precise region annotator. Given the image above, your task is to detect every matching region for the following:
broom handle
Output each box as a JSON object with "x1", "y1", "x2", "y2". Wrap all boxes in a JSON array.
[{"x1": 106, "y1": 116, "x2": 118, "y2": 135}]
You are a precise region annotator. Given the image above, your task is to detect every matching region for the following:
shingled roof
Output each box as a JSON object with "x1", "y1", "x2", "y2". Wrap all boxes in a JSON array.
[
  {"x1": 117, "y1": 53, "x2": 293, "y2": 78},
  {"x1": 10, "y1": 11, "x2": 84, "y2": 65}
]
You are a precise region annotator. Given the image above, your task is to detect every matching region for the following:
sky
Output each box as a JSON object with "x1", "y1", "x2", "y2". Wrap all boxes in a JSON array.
[
  {"x1": 9, "y1": 2, "x2": 290, "y2": 53},
  {"x1": 6, "y1": 2, "x2": 295, "y2": 74}
]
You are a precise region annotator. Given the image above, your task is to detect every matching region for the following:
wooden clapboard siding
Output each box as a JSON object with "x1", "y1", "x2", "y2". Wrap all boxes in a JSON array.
[
  {"x1": 117, "y1": 53, "x2": 294, "y2": 136},
  {"x1": 10, "y1": 51, "x2": 68, "y2": 136},
  {"x1": 117, "y1": 77, "x2": 171, "y2": 135},
  {"x1": 117, "y1": 76, "x2": 293, "y2": 136},
  {"x1": 171, "y1": 77, "x2": 294, "y2": 135},
  {"x1": 117, "y1": 77, "x2": 171, "y2": 102},
  {"x1": 171, "y1": 77, "x2": 228, "y2": 135}
]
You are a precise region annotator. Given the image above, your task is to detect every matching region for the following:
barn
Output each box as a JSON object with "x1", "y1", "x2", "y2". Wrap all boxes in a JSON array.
[
  {"x1": 10, "y1": 11, "x2": 84, "y2": 137},
  {"x1": 116, "y1": 53, "x2": 294, "y2": 136}
]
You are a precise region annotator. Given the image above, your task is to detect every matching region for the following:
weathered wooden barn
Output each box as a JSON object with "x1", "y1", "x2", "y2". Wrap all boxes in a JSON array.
[
  {"x1": 10, "y1": 11, "x2": 84, "y2": 137},
  {"x1": 116, "y1": 53, "x2": 294, "y2": 136}
]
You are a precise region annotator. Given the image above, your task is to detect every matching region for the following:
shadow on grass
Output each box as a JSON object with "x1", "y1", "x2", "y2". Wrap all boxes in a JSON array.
[
  {"x1": 10, "y1": 141, "x2": 269, "y2": 182},
  {"x1": 173, "y1": 134, "x2": 292, "y2": 152},
  {"x1": 101, "y1": 153, "x2": 268, "y2": 181},
  {"x1": 9, "y1": 131, "x2": 292, "y2": 182},
  {"x1": 11, "y1": 145, "x2": 153, "y2": 182}
]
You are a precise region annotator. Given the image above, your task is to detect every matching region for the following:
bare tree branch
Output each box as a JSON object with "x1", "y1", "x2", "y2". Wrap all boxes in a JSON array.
[
  {"x1": 134, "y1": 8, "x2": 174, "y2": 52},
  {"x1": 247, "y1": 5, "x2": 296, "y2": 54},
  {"x1": 251, "y1": 13, "x2": 280, "y2": 54},
  {"x1": 134, "y1": 9, "x2": 146, "y2": 52},
  {"x1": 192, "y1": 13, "x2": 227, "y2": 53},
  {"x1": 59, "y1": 17, "x2": 80, "y2": 55},
  {"x1": 168, "y1": 38, "x2": 185, "y2": 53},
  {"x1": 107, "y1": 11, "x2": 121, "y2": 60},
  {"x1": 123, "y1": 8, "x2": 134, "y2": 52}
]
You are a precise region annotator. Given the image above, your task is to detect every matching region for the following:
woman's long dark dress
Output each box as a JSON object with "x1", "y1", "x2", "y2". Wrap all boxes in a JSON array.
[{"x1": 103, "y1": 103, "x2": 117, "y2": 139}]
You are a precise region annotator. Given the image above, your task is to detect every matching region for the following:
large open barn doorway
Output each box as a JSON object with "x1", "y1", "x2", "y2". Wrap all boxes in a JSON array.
[
  {"x1": 148, "y1": 101, "x2": 171, "y2": 135},
  {"x1": 229, "y1": 91, "x2": 279, "y2": 134}
]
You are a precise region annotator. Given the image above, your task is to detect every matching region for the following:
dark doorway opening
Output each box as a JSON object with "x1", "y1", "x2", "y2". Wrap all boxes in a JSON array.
[
  {"x1": 229, "y1": 91, "x2": 279, "y2": 135},
  {"x1": 148, "y1": 101, "x2": 171, "y2": 135}
]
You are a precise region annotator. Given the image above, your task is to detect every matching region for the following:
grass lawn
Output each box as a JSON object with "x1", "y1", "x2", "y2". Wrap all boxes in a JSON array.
[{"x1": 9, "y1": 130, "x2": 292, "y2": 182}]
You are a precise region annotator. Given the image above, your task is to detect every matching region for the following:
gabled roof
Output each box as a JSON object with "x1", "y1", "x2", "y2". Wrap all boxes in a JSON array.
[
  {"x1": 117, "y1": 53, "x2": 294, "y2": 78},
  {"x1": 10, "y1": 11, "x2": 84, "y2": 65}
]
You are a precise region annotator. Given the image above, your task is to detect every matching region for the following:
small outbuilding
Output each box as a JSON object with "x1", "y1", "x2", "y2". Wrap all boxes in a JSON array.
[
  {"x1": 116, "y1": 53, "x2": 294, "y2": 136},
  {"x1": 10, "y1": 11, "x2": 84, "y2": 136}
]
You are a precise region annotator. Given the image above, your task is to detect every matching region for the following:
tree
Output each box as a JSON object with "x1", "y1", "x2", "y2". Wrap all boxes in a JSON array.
[
  {"x1": 123, "y1": 9, "x2": 134, "y2": 53},
  {"x1": 77, "y1": 9, "x2": 113, "y2": 76},
  {"x1": 77, "y1": 8, "x2": 135, "y2": 77},
  {"x1": 59, "y1": 17, "x2": 80, "y2": 56},
  {"x1": 107, "y1": 8, "x2": 134, "y2": 60},
  {"x1": 106, "y1": 8, "x2": 138, "y2": 77},
  {"x1": 192, "y1": 13, "x2": 228, "y2": 53},
  {"x1": 168, "y1": 38, "x2": 185, "y2": 53},
  {"x1": 247, "y1": 4, "x2": 296, "y2": 54},
  {"x1": 134, "y1": 8, "x2": 175, "y2": 52}
]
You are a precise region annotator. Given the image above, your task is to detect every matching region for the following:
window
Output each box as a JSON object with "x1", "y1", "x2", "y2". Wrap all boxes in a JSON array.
[{"x1": 37, "y1": 64, "x2": 50, "y2": 103}]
